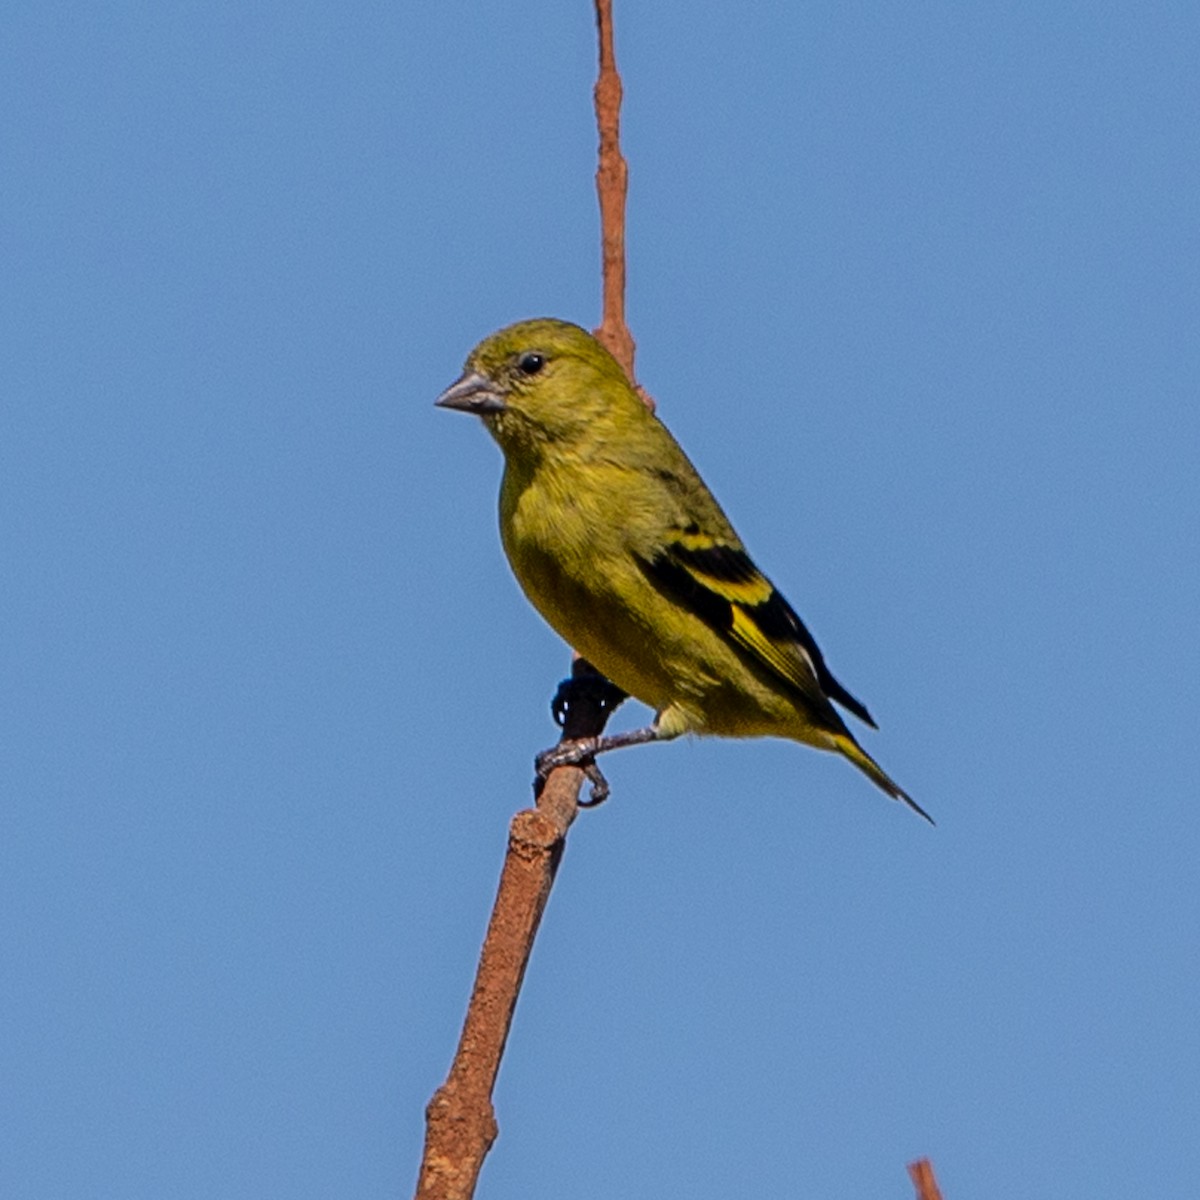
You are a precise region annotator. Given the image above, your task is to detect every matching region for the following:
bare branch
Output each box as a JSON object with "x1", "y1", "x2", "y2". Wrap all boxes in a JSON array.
[
  {"x1": 418, "y1": 13, "x2": 643, "y2": 1191},
  {"x1": 591, "y1": 0, "x2": 636, "y2": 381},
  {"x1": 907, "y1": 1157, "x2": 945, "y2": 1200},
  {"x1": 414, "y1": 665, "x2": 622, "y2": 1200}
]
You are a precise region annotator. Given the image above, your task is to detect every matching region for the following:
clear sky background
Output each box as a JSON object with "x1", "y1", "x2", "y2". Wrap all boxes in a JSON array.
[{"x1": 4, "y1": 3, "x2": 1197, "y2": 1197}]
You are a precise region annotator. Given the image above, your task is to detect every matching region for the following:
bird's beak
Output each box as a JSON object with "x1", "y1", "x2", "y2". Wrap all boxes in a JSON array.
[{"x1": 434, "y1": 371, "x2": 506, "y2": 414}]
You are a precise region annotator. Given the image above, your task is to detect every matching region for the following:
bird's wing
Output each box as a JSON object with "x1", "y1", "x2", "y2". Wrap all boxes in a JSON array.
[{"x1": 634, "y1": 532, "x2": 877, "y2": 728}]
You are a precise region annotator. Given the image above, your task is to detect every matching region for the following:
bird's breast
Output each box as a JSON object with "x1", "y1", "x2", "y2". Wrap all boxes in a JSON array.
[{"x1": 498, "y1": 461, "x2": 681, "y2": 711}]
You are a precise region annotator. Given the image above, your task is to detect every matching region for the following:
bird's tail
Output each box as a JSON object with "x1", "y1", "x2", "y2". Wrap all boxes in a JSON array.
[{"x1": 830, "y1": 731, "x2": 933, "y2": 824}]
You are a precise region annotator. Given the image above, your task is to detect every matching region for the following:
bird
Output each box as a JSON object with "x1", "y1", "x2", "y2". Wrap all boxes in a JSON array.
[{"x1": 435, "y1": 318, "x2": 929, "y2": 822}]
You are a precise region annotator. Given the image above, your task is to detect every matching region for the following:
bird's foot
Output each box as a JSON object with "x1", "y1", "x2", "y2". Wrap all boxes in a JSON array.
[
  {"x1": 534, "y1": 737, "x2": 612, "y2": 806},
  {"x1": 579, "y1": 761, "x2": 611, "y2": 807}
]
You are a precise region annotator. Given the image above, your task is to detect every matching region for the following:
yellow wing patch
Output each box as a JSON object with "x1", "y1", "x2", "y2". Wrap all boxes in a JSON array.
[
  {"x1": 728, "y1": 604, "x2": 819, "y2": 696},
  {"x1": 635, "y1": 532, "x2": 877, "y2": 728}
]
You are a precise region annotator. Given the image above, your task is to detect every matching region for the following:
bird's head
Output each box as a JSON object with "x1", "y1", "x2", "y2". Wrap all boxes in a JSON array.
[{"x1": 435, "y1": 318, "x2": 639, "y2": 455}]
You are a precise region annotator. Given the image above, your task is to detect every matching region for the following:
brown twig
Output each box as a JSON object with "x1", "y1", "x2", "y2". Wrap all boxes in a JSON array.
[
  {"x1": 591, "y1": 0, "x2": 636, "y2": 381},
  {"x1": 414, "y1": 665, "x2": 622, "y2": 1200},
  {"x1": 416, "y1": 15, "x2": 639, "y2": 1190},
  {"x1": 907, "y1": 1157, "x2": 945, "y2": 1200}
]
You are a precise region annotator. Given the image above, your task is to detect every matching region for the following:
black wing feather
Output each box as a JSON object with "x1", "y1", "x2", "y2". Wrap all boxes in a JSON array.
[{"x1": 635, "y1": 541, "x2": 878, "y2": 728}]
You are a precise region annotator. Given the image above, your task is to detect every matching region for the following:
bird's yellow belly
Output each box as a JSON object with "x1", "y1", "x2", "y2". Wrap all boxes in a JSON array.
[
  {"x1": 506, "y1": 537, "x2": 799, "y2": 740},
  {"x1": 511, "y1": 542, "x2": 675, "y2": 706}
]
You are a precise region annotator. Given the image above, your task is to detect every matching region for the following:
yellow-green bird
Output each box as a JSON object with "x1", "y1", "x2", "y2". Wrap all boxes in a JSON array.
[{"x1": 436, "y1": 318, "x2": 929, "y2": 822}]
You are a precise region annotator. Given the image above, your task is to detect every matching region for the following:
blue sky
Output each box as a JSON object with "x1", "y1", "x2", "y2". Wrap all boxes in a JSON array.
[{"x1": 3, "y1": 3, "x2": 1197, "y2": 1197}]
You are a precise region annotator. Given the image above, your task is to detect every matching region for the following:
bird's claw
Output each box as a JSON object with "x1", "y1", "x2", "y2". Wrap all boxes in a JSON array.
[
  {"x1": 578, "y1": 761, "x2": 611, "y2": 806},
  {"x1": 533, "y1": 737, "x2": 612, "y2": 807}
]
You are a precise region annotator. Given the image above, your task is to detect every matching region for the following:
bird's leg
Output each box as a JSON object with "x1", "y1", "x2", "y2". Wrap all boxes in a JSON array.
[
  {"x1": 534, "y1": 660, "x2": 631, "y2": 806},
  {"x1": 535, "y1": 725, "x2": 662, "y2": 807},
  {"x1": 549, "y1": 662, "x2": 627, "y2": 731}
]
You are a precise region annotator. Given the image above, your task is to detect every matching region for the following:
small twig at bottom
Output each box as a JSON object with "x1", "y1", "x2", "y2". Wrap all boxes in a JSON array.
[{"x1": 907, "y1": 1157, "x2": 945, "y2": 1200}]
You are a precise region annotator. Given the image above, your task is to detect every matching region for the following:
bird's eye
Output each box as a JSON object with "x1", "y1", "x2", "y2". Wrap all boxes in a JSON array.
[{"x1": 517, "y1": 352, "x2": 546, "y2": 376}]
